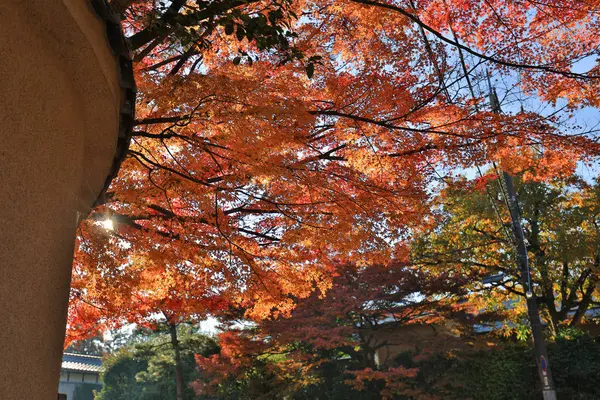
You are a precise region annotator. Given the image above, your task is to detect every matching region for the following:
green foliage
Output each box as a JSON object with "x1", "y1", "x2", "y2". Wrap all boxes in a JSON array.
[
  {"x1": 214, "y1": 358, "x2": 384, "y2": 400},
  {"x1": 391, "y1": 346, "x2": 537, "y2": 400},
  {"x1": 296, "y1": 361, "x2": 385, "y2": 400},
  {"x1": 413, "y1": 175, "x2": 600, "y2": 330},
  {"x1": 388, "y1": 333, "x2": 600, "y2": 400},
  {"x1": 96, "y1": 326, "x2": 218, "y2": 400},
  {"x1": 95, "y1": 348, "x2": 148, "y2": 400},
  {"x1": 72, "y1": 383, "x2": 102, "y2": 400},
  {"x1": 550, "y1": 330, "x2": 600, "y2": 399},
  {"x1": 213, "y1": 361, "x2": 280, "y2": 400},
  {"x1": 453, "y1": 346, "x2": 537, "y2": 400},
  {"x1": 514, "y1": 323, "x2": 531, "y2": 342}
]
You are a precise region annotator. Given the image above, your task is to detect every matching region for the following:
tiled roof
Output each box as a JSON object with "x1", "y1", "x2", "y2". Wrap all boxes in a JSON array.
[{"x1": 61, "y1": 353, "x2": 103, "y2": 373}]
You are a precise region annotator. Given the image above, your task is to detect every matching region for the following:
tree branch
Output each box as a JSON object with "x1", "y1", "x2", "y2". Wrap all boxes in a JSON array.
[{"x1": 351, "y1": 0, "x2": 598, "y2": 79}]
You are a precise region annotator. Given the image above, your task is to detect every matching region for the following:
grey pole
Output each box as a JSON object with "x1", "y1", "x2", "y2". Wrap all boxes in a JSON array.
[
  {"x1": 489, "y1": 84, "x2": 557, "y2": 400},
  {"x1": 502, "y1": 172, "x2": 557, "y2": 400}
]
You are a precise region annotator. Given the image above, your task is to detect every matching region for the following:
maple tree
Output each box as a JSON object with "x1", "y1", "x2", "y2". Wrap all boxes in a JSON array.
[
  {"x1": 193, "y1": 261, "x2": 472, "y2": 399},
  {"x1": 413, "y1": 173, "x2": 600, "y2": 336},
  {"x1": 68, "y1": 0, "x2": 600, "y2": 356},
  {"x1": 68, "y1": 242, "x2": 228, "y2": 400}
]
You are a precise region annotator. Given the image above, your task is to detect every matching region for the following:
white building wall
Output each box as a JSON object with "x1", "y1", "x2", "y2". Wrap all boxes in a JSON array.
[
  {"x1": 57, "y1": 382, "x2": 77, "y2": 400},
  {"x1": 58, "y1": 371, "x2": 101, "y2": 399}
]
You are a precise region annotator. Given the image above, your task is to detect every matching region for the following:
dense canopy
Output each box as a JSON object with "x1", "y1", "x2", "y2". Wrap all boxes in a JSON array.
[{"x1": 68, "y1": 0, "x2": 600, "y2": 344}]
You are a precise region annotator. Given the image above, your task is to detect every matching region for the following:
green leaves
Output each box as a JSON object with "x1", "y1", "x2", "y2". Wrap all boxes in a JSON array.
[{"x1": 210, "y1": 7, "x2": 308, "y2": 69}]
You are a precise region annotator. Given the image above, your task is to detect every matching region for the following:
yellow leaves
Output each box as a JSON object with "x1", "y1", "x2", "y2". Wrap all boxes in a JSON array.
[
  {"x1": 345, "y1": 146, "x2": 395, "y2": 182},
  {"x1": 244, "y1": 297, "x2": 296, "y2": 320},
  {"x1": 250, "y1": 175, "x2": 273, "y2": 187}
]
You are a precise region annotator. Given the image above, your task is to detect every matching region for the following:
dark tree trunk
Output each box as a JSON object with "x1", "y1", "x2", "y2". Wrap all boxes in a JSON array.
[
  {"x1": 364, "y1": 346, "x2": 377, "y2": 369},
  {"x1": 169, "y1": 322, "x2": 185, "y2": 400},
  {"x1": 570, "y1": 273, "x2": 598, "y2": 327}
]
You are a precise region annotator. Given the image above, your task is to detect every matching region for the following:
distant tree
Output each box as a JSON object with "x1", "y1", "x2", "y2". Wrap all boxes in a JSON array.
[
  {"x1": 414, "y1": 173, "x2": 600, "y2": 335},
  {"x1": 66, "y1": 335, "x2": 107, "y2": 356},
  {"x1": 96, "y1": 326, "x2": 218, "y2": 400},
  {"x1": 66, "y1": 329, "x2": 149, "y2": 356}
]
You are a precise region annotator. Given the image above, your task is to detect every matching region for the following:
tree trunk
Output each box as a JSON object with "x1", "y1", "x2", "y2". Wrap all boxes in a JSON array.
[
  {"x1": 360, "y1": 345, "x2": 378, "y2": 369},
  {"x1": 570, "y1": 273, "x2": 598, "y2": 327},
  {"x1": 169, "y1": 323, "x2": 185, "y2": 400},
  {"x1": 358, "y1": 332, "x2": 378, "y2": 369}
]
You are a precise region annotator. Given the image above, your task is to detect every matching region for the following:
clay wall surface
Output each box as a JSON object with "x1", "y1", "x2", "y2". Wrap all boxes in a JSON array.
[{"x1": 0, "y1": 1, "x2": 120, "y2": 398}]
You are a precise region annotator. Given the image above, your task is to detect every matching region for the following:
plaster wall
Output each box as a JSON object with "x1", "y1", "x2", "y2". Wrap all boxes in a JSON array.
[{"x1": 0, "y1": 1, "x2": 120, "y2": 398}]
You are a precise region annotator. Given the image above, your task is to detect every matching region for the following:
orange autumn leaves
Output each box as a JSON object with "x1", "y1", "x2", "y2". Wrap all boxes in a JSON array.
[{"x1": 67, "y1": 0, "x2": 600, "y2": 343}]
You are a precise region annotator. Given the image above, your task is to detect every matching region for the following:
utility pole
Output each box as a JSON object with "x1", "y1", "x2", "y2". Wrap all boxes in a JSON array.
[{"x1": 489, "y1": 84, "x2": 557, "y2": 400}]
